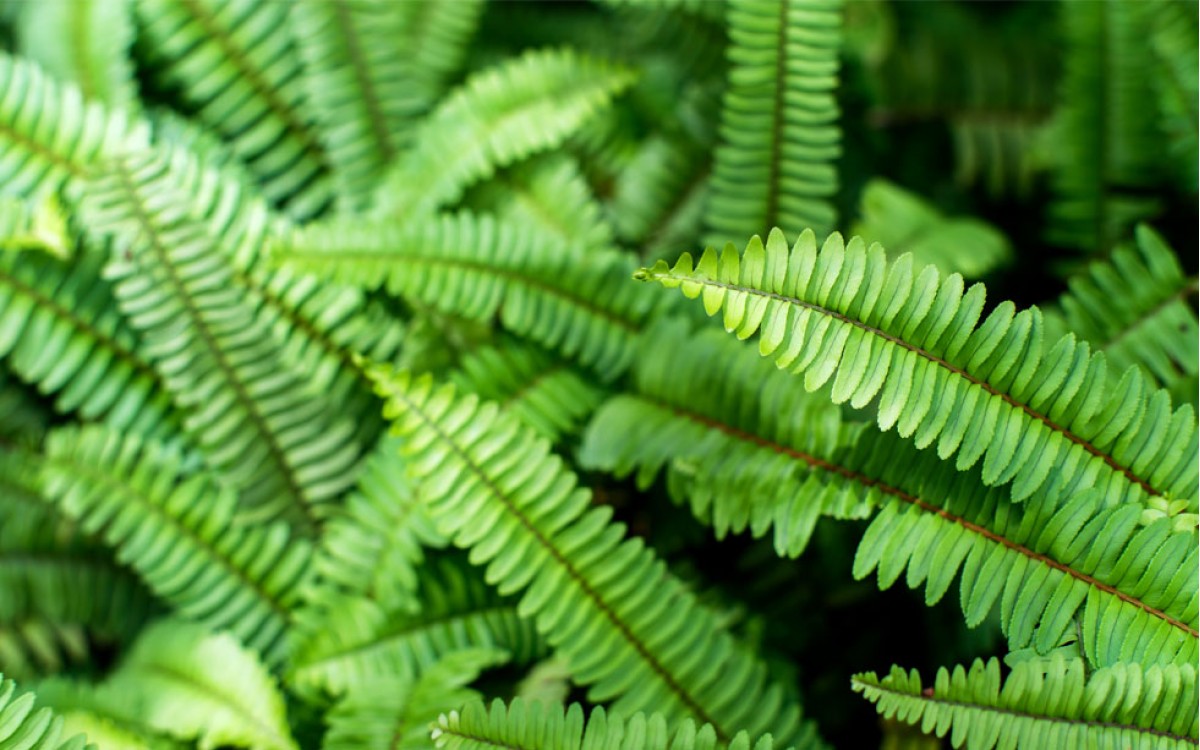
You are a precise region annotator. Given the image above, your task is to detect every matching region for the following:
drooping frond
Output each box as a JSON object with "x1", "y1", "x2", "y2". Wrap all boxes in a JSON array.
[
  {"x1": 134, "y1": 0, "x2": 332, "y2": 218},
  {"x1": 278, "y1": 212, "x2": 674, "y2": 380},
  {"x1": 850, "y1": 180, "x2": 1012, "y2": 278},
  {"x1": 852, "y1": 656, "x2": 1199, "y2": 750},
  {"x1": 450, "y1": 339, "x2": 608, "y2": 442},
  {"x1": 369, "y1": 367, "x2": 822, "y2": 748},
  {"x1": 705, "y1": 0, "x2": 842, "y2": 247},
  {"x1": 323, "y1": 648, "x2": 504, "y2": 750},
  {"x1": 0, "y1": 677, "x2": 91, "y2": 750},
  {"x1": 14, "y1": 0, "x2": 137, "y2": 108},
  {"x1": 79, "y1": 150, "x2": 360, "y2": 528},
  {"x1": 1043, "y1": 0, "x2": 1162, "y2": 253},
  {"x1": 0, "y1": 195, "x2": 70, "y2": 257},
  {"x1": 289, "y1": 560, "x2": 542, "y2": 698},
  {"x1": 0, "y1": 250, "x2": 177, "y2": 439},
  {"x1": 103, "y1": 619, "x2": 298, "y2": 750},
  {"x1": 1148, "y1": 0, "x2": 1199, "y2": 194},
  {"x1": 432, "y1": 699, "x2": 786, "y2": 750},
  {"x1": 636, "y1": 228, "x2": 1200, "y2": 511},
  {"x1": 40, "y1": 425, "x2": 314, "y2": 664},
  {"x1": 372, "y1": 48, "x2": 635, "y2": 219},
  {"x1": 1045, "y1": 225, "x2": 1198, "y2": 407},
  {"x1": 581, "y1": 321, "x2": 867, "y2": 558}
]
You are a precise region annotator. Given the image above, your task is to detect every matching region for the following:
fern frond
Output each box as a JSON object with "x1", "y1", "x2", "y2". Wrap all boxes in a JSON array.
[
  {"x1": 432, "y1": 698, "x2": 787, "y2": 750},
  {"x1": 290, "y1": 560, "x2": 542, "y2": 698},
  {"x1": 391, "y1": 0, "x2": 483, "y2": 91},
  {"x1": 134, "y1": 0, "x2": 332, "y2": 218},
  {"x1": 0, "y1": 677, "x2": 92, "y2": 750},
  {"x1": 852, "y1": 656, "x2": 1199, "y2": 749},
  {"x1": 372, "y1": 48, "x2": 634, "y2": 218},
  {"x1": 1148, "y1": 0, "x2": 1198, "y2": 194},
  {"x1": 1046, "y1": 225, "x2": 1198, "y2": 406},
  {"x1": 80, "y1": 150, "x2": 360, "y2": 528},
  {"x1": 369, "y1": 368, "x2": 821, "y2": 747},
  {"x1": 21, "y1": 678, "x2": 184, "y2": 750},
  {"x1": 14, "y1": 0, "x2": 136, "y2": 108},
  {"x1": 851, "y1": 180, "x2": 1012, "y2": 278},
  {"x1": 609, "y1": 134, "x2": 710, "y2": 260},
  {"x1": 104, "y1": 619, "x2": 298, "y2": 750},
  {"x1": 324, "y1": 648, "x2": 504, "y2": 750},
  {"x1": 279, "y1": 212, "x2": 673, "y2": 379},
  {"x1": 705, "y1": 0, "x2": 842, "y2": 247},
  {"x1": 0, "y1": 195, "x2": 70, "y2": 257},
  {"x1": 40, "y1": 425, "x2": 314, "y2": 664},
  {"x1": 637, "y1": 228, "x2": 1200, "y2": 511}
]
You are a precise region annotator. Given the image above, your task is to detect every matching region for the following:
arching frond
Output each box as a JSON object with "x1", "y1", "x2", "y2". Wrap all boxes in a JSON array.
[
  {"x1": 372, "y1": 48, "x2": 634, "y2": 218},
  {"x1": 852, "y1": 656, "x2": 1198, "y2": 749},
  {"x1": 368, "y1": 367, "x2": 822, "y2": 748},
  {"x1": 1045, "y1": 225, "x2": 1198, "y2": 406},
  {"x1": 40, "y1": 425, "x2": 314, "y2": 664},
  {"x1": 103, "y1": 619, "x2": 298, "y2": 750},
  {"x1": 15, "y1": 0, "x2": 136, "y2": 108},
  {"x1": 432, "y1": 699, "x2": 787, "y2": 750},
  {"x1": 705, "y1": 0, "x2": 842, "y2": 247},
  {"x1": 0, "y1": 677, "x2": 91, "y2": 750},
  {"x1": 80, "y1": 150, "x2": 360, "y2": 528},
  {"x1": 637, "y1": 228, "x2": 1200, "y2": 511},
  {"x1": 850, "y1": 180, "x2": 1012, "y2": 278},
  {"x1": 278, "y1": 212, "x2": 674, "y2": 379}
]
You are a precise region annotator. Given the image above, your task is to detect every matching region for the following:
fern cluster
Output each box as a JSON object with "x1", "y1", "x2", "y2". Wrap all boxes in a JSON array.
[{"x1": 0, "y1": 1, "x2": 1195, "y2": 750}]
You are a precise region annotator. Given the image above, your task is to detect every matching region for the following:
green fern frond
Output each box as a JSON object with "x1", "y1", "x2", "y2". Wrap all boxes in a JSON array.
[
  {"x1": 390, "y1": 0, "x2": 483, "y2": 95},
  {"x1": 1046, "y1": 225, "x2": 1198, "y2": 407},
  {"x1": 372, "y1": 48, "x2": 634, "y2": 218},
  {"x1": 1148, "y1": 0, "x2": 1198, "y2": 194},
  {"x1": 80, "y1": 150, "x2": 360, "y2": 528},
  {"x1": 637, "y1": 228, "x2": 1200, "y2": 511},
  {"x1": 14, "y1": 0, "x2": 137, "y2": 108},
  {"x1": 279, "y1": 212, "x2": 673, "y2": 380},
  {"x1": 103, "y1": 619, "x2": 298, "y2": 750},
  {"x1": 852, "y1": 656, "x2": 1199, "y2": 749},
  {"x1": 609, "y1": 134, "x2": 710, "y2": 260},
  {"x1": 432, "y1": 698, "x2": 787, "y2": 750},
  {"x1": 368, "y1": 367, "x2": 821, "y2": 747},
  {"x1": 705, "y1": 0, "x2": 842, "y2": 247},
  {"x1": 323, "y1": 648, "x2": 505, "y2": 750},
  {"x1": 0, "y1": 371, "x2": 50, "y2": 441},
  {"x1": 0, "y1": 195, "x2": 70, "y2": 257},
  {"x1": 851, "y1": 180, "x2": 1012, "y2": 278},
  {"x1": 22, "y1": 677, "x2": 184, "y2": 750},
  {"x1": 134, "y1": 0, "x2": 332, "y2": 218},
  {"x1": 0, "y1": 677, "x2": 92, "y2": 750},
  {"x1": 40, "y1": 425, "x2": 314, "y2": 664}
]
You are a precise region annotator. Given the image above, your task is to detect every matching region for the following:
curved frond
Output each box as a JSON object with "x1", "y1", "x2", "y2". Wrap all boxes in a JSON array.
[
  {"x1": 852, "y1": 656, "x2": 1199, "y2": 749},
  {"x1": 0, "y1": 677, "x2": 91, "y2": 750},
  {"x1": 279, "y1": 212, "x2": 674, "y2": 379},
  {"x1": 637, "y1": 228, "x2": 1200, "y2": 511},
  {"x1": 432, "y1": 699, "x2": 786, "y2": 750},
  {"x1": 372, "y1": 48, "x2": 634, "y2": 218},
  {"x1": 368, "y1": 367, "x2": 822, "y2": 747},
  {"x1": 40, "y1": 425, "x2": 314, "y2": 664},
  {"x1": 705, "y1": 0, "x2": 842, "y2": 246},
  {"x1": 80, "y1": 150, "x2": 360, "y2": 528},
  {"x1": 104, "y1": 619, "x2": 298, "y2": 750},
  {"x1": 15, "y1": 0, "x2": 137, "y2": 107},
  {"x1": 134, "y1": 0, "x2": 332, "y2": 218}
]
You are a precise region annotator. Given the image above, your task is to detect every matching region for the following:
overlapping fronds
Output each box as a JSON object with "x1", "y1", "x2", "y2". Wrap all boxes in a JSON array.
[
  {"x1": 705, "y1": 0, "x2": 842, "y2": 247},
  {"x1": 581, "y1": 322, "x2": 866, "y2": 557},
  {"x1": 369, "y1": 368, "x2": 821, "y2": 748},
  {"x1": 0, "y1": 52, "x2": 149, "y2": 199},
  {"x1": 609, "y1": 134, "x2": 710, "y2": 261},
  {"x1": 1046, "y1": 225, "x2": 1198, "y2": 406},
  {"x1": 0, "y1": 250, "x2": 177, "y2": 438},
  {"x1": 852, "y1": 656, "x2": 1199, "y2": 750},
  {"x1": 851, "y1": 180, "x2": 1012, "y2": 278},
  {"x1": 279, "y1": 212, "x2": 673, "y2": 380},
  {"x1": 432, "y1": 699, "x2": 786, "y2": 750},
  {"x1": 372, "y1": 48, "x2": 635, "y2": 218},
  {"x1": 389, "y1": 0, "x2": 483, "y2": 95},
  {"x1": 40, "y1": 425, "x2": 314, "y2": 664},
  {"x1": 1044, "y1": 0, "x2": 1162, "y2": 253},
  {"x1": 134, "y1": 0, "x2": 331, "y2": 218},
  {"x1": 0, "y1": 195, "x2": 70, "y2": 257},
  {"x1": 14, "y1": 0, "x2": 136, "y2": 108},
  {"x1": 0, "y1": 677, "x2": 91, "y2": 750},
  {"x1": 450, "y1": 340, "x2": 608, "y2": 442},
  {"x1": 80, "y1": 150, "x2": 360, "y2": 528},
  {"x1": 637, "y1": 228, "x2": 1200, "y2": 511},
  {"x1": 324, "y1": 648, "x2": 504, "y2": 750},
  {"x1": 103, "y1": 619, "x2": 298, "y2": 750},
  {"x1": 1148, "y1": 0, "x2": 1199, "y2": 193},
  {"x1": 289, "y1": 561, "x2": 542, "y2": 698}
]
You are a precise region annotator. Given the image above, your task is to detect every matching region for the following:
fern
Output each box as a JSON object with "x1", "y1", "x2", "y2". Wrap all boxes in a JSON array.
[
  {"x1": 637, "y1": 228, "x2": 1200, "y2": 511},
  {"x1": 1148, "y1": 0, "x2": 1199, "y2": 194},
  {"x1": 0, "y1": 676, "x2": 91, "y2": 750},
  {"x1": 852, "y1": 656, "x2": 1198, "y2": 750},
  {"x1": 0, "y1": 195, "x2": 70, "y2": 256}
]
